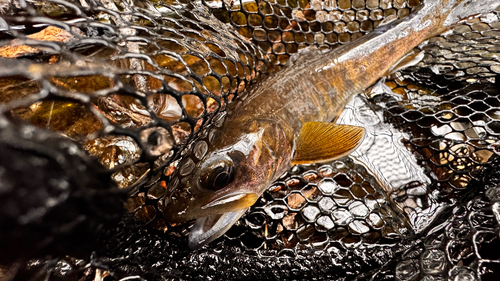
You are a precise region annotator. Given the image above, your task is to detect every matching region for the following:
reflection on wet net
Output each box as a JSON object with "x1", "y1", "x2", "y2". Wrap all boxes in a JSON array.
[{"x1": 1, "y1": 0, "x2": 500, "y2": 280}]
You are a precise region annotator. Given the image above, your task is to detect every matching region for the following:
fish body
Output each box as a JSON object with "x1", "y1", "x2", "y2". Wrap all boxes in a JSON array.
[{"x1": 163, "y1": 0, "x2": 500, "y2": 249}]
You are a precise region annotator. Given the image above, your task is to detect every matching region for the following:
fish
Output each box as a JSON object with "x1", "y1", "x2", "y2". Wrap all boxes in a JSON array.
[{"x1": 162, "y1": 0, "x2": 500, "y2": 249}]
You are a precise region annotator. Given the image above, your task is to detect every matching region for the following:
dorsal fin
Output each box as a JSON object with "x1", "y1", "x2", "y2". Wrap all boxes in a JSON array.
[{"x1": 291, "y1": 122, "x2": 365, "y2": 165}]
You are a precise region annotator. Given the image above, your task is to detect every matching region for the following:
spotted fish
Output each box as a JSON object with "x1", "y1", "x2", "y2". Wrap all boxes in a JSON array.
[{"x1": 163, "y1": 0, "x2": 500, "y2": 249}]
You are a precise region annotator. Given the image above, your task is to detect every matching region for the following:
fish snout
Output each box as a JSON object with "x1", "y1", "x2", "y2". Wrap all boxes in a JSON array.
[
  {"x1": 163, "y1": 190, "x2": 259, "y2": 223},
  {"x1": 186, "y1": 191, "x2": 259, "y2": 249},
  {"x1": 188, "y1": 209, "x2": 248, "y2": 249},
  {"x1": 200, "y1": 192, "x2": 259, "y2": 211}
]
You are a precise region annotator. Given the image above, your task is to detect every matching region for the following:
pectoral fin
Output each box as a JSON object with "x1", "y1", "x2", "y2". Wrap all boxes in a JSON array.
[{"x1": 291, "y1": 122, "x2": 365, "y2": 165}]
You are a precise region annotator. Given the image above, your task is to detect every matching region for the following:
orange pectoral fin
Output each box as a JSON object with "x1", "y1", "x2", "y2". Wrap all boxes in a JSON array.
[{"x1": 291, "y1": 122, "x2": 365, "y2": 165}]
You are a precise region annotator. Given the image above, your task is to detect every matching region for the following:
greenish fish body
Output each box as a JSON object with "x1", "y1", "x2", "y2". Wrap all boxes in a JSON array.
[{"x1": 163, "y1": 0, "x2": 500, "y2": 249}]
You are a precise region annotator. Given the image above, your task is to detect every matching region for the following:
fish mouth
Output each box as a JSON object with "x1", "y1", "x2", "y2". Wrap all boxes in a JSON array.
[
  {"x1": 188, "y1": 209, "x2": 247, "y2": 249},
  {"x1": 188, "y1": 192, "x2": 258, "y2": 249},
  {"x1": 201, "y1": 192, "x2": 258, "y2": 210}
]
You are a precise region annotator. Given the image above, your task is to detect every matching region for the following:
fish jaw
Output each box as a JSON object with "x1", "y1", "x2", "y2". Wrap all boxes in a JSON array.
[
  {"x1": 163, "y1": 188, "x2": 258, "y2": 223},
  {"x1": 162, "y1": 139, "x2": 274, "y2": 223},
  {"x1": 188, "y1": 209, "x2": 247, "y2": 249},
  {"x1": 200, "y1": 191, "x2": 259, "y2": 211},
  {"x1": 163, "y1": 118, "x2": 293, "y2": 226}
]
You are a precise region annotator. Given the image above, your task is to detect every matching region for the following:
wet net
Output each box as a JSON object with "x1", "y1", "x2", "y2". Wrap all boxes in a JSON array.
[{"x1": 1, "y1": 0, "x2": 500, "y2": 280}]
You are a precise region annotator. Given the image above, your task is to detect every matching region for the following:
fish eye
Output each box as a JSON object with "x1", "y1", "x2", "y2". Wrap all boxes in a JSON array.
[{"x1": 199, "y1": 157, "x2": 234, "y2": 190}]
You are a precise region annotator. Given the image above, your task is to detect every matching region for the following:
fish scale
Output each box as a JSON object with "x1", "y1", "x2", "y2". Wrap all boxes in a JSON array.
[{"x1": 1, "y1": 0, "x2": 500, "y2": 280}]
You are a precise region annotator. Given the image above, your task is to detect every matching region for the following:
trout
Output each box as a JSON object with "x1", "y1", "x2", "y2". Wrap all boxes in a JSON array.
[{"x1": 163, "y1": 0, "x2": 500, "y2": 249}]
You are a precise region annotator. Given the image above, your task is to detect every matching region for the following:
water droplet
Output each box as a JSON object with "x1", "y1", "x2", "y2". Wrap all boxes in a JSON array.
[
  {"x1": 194, "y1": 140, "x2": 208, "y2": 160},
  {"x1": 368, "y1": 213, "x2": 384, "y2": 228},
  {"x1": 213, "y1": 112, "x2": 226, "y2": 127},
  {"x1": 431, "y1": 124, "x2": 452, "y2": 136},
  {"x1": 445, "y1": 132, "x2": 466, "y2": 141},
  {"x1": 332, "y1": 209, "x2": 351, "y2": 226},
  {"x1": 421, "y1": 249, "x2": 446, "y2": 274},
  {"x1": 317, "y1": 215, "x2": 334, "y2": 230},
  {"x1": 395, "y1": 259, "x2": 420, "y2": 281},
  {"x1": 449, "y1": 267, "x2": 476, "y2": 281},
  {"x1": 318, "y1": 197, "x2": 335, "y2": 212},
  {"x1": 179, "y1": 158, "x2": 195, "y2": 176},
  {"x1": 139, "y1": 127, "x2": 174, "y2": 157},
  {"x1": 348, "y1": 201, "x2": 369, "y2": 217},
  {"x1": 348, "y1": 220, "x2": 370, "y2": 234},
  {"x1": 264, "y1": 203, "x2": 288, "y2": 220},
  {"x1": 317, "y1": 179, "x2": 339, "y2": 195},
  {"x1": 332, "y1": 189, "x2": 353, "y2": 206},
  {"x1": 286, "y1": 192, "x2": 307, "y2": 209},
  {"x1": 302, "y1": 206, "x2": 320, "y2": 222},
  {"x1": 85, "y1": 135, "x2": 141, "y2": 169},
  {"x1": 492, "y1": 202, "x2": 500, "y2": 224}
]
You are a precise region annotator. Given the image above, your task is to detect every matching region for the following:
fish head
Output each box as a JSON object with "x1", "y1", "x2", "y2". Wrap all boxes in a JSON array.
[{"x1": 163, "y1": 118, "x2": 292, "y2": 248}]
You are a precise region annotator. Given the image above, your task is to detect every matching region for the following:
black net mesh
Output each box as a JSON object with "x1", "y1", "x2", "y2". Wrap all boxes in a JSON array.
[{"x1": 1, "y1": 0, "x2": 500, "y2": 280}]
